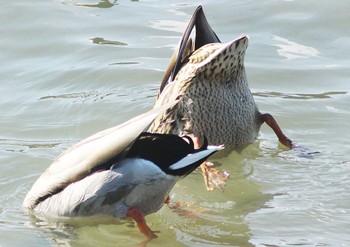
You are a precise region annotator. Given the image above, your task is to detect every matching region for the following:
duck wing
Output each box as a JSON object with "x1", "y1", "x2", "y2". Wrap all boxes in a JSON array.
[
  {"x1": 159, "y1": 5, "x2": 220, "y2": 93},
  {"x1": 23, "y1": 102, "x2": 177, "y2": 209}
]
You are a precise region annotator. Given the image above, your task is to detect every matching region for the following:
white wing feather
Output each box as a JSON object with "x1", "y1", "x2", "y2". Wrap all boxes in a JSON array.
[{"x1": 169, "y1": 145, "x2": 224, "y2": 171}]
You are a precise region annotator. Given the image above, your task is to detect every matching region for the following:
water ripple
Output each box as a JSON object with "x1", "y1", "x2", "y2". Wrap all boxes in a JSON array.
[
  {"x1": 0, "y1": 139, "x2": 64, "y2": 154},
  {"x1": 62, "y1": 0, "x2": 117, "y2": 9},
  {"x1": 38, "y1": 86, "x2": 157, "y2": 103},
  {"x1": 253, "y1": 91, "x2": 347, "y2": 100}
]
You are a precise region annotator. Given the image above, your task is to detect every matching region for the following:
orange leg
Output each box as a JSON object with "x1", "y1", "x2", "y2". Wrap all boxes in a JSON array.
[
  {"x1": 261, "y1": 113, "x2": 293, "y2": 149},
  {"x1": 126, "y1": 207, "x2": 157, "y2": 246}
]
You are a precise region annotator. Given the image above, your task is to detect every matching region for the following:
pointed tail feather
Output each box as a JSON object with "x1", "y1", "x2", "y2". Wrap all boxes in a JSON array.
[{"x1": 168, "y1": 145, "x2": 224, "y2": 177}]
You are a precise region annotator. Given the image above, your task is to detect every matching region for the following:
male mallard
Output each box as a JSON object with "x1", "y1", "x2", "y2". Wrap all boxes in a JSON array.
[
  {"x1": 149, "y1": 6, "x2": 293, "y2": 190},
  {"x1": 23, "y1": 104, "x2": 223, "y2": 245}
]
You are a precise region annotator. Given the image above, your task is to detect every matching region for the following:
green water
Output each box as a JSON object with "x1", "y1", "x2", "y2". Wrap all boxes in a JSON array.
[{"x1": 1, "y1": 1, "x2": 349, "y2": 246}]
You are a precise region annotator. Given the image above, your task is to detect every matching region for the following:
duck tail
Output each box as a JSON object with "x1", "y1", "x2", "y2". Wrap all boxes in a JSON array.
[{"x1": 168, "y1": 143, "x2": 224, "y2": 177}]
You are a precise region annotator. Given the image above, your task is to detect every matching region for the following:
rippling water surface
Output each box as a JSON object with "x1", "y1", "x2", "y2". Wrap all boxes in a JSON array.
[{"x1": 1, "y1": 0, "x2": 349, "y2": 246}]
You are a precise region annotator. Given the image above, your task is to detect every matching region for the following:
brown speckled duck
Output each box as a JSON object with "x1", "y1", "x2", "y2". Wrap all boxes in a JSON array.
[{"x1": 149, "y1": 6, "x2": 293, "y2": 190}]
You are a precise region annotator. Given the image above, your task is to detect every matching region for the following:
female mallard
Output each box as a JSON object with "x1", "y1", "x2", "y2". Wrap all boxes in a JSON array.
[
  {"x1": 23, "y1": 104, "x2": 223, "y2": 245},
  {"x1": 149, "y1": 6, "x2": 293, "y2": 190}
]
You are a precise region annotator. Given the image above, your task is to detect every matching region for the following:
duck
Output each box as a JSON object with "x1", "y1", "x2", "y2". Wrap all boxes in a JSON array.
[
  {"x1": 149, "y1": 5, "x2": 293, "y2": 191},
  {"x1": 23, "y1": 103, "x2": 223, "y2": 245}
]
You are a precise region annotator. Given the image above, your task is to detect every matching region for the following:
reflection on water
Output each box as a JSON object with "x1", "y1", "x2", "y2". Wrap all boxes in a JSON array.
[
  {"x1": 254, "y1": 91, "x2": 347, "y2": 100},
  {"x1": 90, "y1": 37, "x2": 127, "y2": 46},
  {"x1": 39, "y1": 90, "x2": 113, "y2": 103},
  {"x1": 62, "y1": 0, "x2": 117, "y2": 8},
  {"x1": 0, "y1": 139, "x2": 62, "y2": 154},
  {"x1": 149, "y1": 20, "x2": 187, "y2": 33},
  {"x1": 38, "y1": 86, "x2": 157, "y2": 103},
  {"x1": 2, "y1": 0, "x2": 350, "y2": 246},
  {"x1": 272, "y1": 35, "x2": 320, "y2": 60},
  {"x1": 26, "y1": 214, "x2": 138, "y2": 247},
  {"x1": 62, "y1": 0, "x2": 140, "y2": 8}
]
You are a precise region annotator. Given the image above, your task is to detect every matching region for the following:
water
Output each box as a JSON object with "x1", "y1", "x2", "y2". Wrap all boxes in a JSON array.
[{"x1": 1, "y1": 0, "x2": 349, "y2": 246}]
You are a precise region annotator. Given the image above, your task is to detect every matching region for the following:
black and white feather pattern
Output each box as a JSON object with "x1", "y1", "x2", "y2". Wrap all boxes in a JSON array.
[{"x1": 23, "y1": 104, "x2": 223, "y2": 219}]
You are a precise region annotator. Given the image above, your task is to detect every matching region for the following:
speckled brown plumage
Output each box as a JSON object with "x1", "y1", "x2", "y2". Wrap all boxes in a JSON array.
[
  {"x1": 150, "y1": 36, "x2": 262, "y2": 147},
  {"x1": 149, "y1": 6, "x2": 292, "y2": 151}
]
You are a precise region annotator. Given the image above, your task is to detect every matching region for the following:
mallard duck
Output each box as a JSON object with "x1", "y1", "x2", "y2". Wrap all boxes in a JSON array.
[
  {"x1": 23, "y1": 104, "x2": 223, "y2": 245},
  {"x1": 149, "y1": 6, "x2": 293, "y2": 190}
]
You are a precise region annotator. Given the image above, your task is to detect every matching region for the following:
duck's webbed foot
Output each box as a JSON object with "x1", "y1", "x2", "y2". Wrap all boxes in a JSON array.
[
  {"x1": 261, "y1": 113, "x2": 320, "y2": 158},
  {"x1": 260, "y1": 113, "x2": 293, "y2": 148},
  {"x1": 164, "y1": 196, "x2": 202, "y2": 218},
  {"x1": 191, "y1": 136, "x2": 229, "y2": 191},
  {"x1": 200, "y1": 162, "x2": 229, "y2": 191},
  {"x1": 126, "y1": 207, "x2": 157, "y2": 247}
]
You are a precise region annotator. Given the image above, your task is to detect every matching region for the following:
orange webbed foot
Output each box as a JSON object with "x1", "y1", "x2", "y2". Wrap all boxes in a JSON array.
[
  {"x1": 200, "y1": 162, "x2": 229, "y2": 191},
  {"x1": 165, "y1": 196, "x2": 204, "y2": 218},
  {"x1": 126, "y1": 207, "x2": 157, "y2": 246},
  {"x1": 261, "y1": 113, "x2": 294, "y2": 149},
  {"x1": 260, "y1": 113, "x2": 319, "y2": 158},
  {"x1": 191, "y1": 136, "x2": 230, "y2": 191}
]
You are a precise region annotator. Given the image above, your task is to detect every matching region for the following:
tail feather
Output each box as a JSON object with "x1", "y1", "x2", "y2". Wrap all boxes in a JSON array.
[{"x1": 168, "y1": 145, "x2": 224, "y2": 176}]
